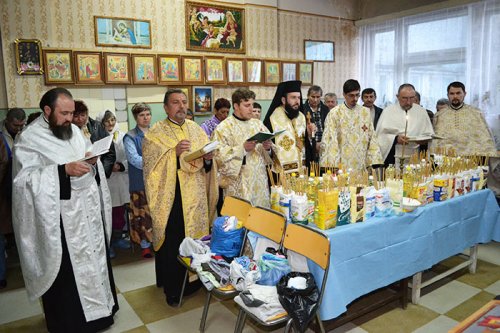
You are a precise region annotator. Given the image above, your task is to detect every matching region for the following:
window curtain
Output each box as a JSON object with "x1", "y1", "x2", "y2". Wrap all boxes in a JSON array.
[{"x1": 358, "y1": 0, "x2": 500, "y2": 123}]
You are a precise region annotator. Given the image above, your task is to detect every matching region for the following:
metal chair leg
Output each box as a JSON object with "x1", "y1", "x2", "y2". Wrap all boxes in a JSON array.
[
  {"x1": 316, "y1": 312, "x2": 325, "y2": 333},
  {"x1": 178, "y1": 270, "x2": 189, "y2": 308},
  {"x1": 234, "y1": 309, "x2": 247, "y2": 333},
  {"x1": 199, "y1": 291, "x2": 212, "y2": 332}
]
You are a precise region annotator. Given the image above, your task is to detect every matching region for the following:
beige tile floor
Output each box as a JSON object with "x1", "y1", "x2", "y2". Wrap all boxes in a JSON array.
[{"x1": 0, "y1": 242, "x2": 498, "y2": 333}]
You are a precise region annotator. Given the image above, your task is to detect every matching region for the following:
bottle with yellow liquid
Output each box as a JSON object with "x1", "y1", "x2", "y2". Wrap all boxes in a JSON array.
[{"x1": 402, "y1": 165, "x2": 413, "y2": 198}]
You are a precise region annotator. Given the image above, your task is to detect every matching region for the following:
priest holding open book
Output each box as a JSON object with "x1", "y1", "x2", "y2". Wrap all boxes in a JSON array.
[
  {"x1": 142, "y1": 89, "x2": 218, "y2": 306},
  {"x1": 264, "y1": 80, "x2": 306, "y2": 174},
  {"x1": 213, "y1": 88, "x2": 280, "y2": 208}
]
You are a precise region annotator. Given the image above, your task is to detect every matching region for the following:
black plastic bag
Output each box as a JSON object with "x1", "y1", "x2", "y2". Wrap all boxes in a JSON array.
[{"x1": 277, "y1": 272, "x2": 319, "y2": 333}]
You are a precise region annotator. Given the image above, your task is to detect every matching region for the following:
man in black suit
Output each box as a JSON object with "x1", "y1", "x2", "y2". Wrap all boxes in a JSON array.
[
  {"x1": 302, "y1": 85, "x2": 330, "y2": 167},
  {"x1": 362, "y1": 88, "x2": 384, "y2": 129}
]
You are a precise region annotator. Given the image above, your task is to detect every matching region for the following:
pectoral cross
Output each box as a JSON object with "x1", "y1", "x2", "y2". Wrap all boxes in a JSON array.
[{"x1": 306, "y1": 111, "x2": 311, "y2": 125}]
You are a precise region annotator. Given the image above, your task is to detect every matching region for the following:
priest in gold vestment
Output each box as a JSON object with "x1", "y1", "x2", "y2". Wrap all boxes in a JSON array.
[
  {"x1": 433, "y1": 81, "x2": 496, "y2": 157},
  {"x1": 321, "y1": 79, "x2": 383, "y2": 171},
  {"x1": 213, "y1": 88, "x2": 279, "y2": 208},
  {"x1": 264, "y1": 80, "x2": 306, "y2": 173},
  {"x1": 143, "y1": 89, "x2": 218, "y2": 306}
]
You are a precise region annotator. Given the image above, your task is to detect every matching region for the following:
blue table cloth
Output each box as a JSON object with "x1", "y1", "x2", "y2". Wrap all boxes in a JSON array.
[{"x1": 309, "y1": 189, "x2": 500, "y2": 320}]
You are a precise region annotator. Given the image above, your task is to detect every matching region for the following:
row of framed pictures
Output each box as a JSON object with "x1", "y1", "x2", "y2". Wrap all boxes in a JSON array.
[{"x1": 42, "y1": 49, "x2": 314, "y2": 86}]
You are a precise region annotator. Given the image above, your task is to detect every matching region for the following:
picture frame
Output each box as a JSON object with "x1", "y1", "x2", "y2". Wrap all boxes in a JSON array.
[
  {"x1": 131, "y1": 54, "x2": 157, "y2": 85},
  {"x1": 282, "y1": 62, "x2": 297, "y2": 81},
  {"x1": 43, "y1": 49, "x2": 74, "y2": 84},
  {"x1": 205, "y1": 57, "x2": 226, "y2": 84},
  {"x1": 169, "y1": 86, "x2": 193, "y2": 111},
  {"x1": 182, "y1": 56, "x2": 204, "y2": 84},
  {"x1": 158, "y1": 55, "x2": 182, "y2": 84},
  {"x1": 74, "y1": 51, "x2": 104, "y2": 85},
  {"x1": 304, "y1": 40, "x2": 335, "y2": 62},
  {"x1": 104, "y1": 52, "x2": 131, "y2": 84},
  {"x1": 226, "y1": 58, "x2": 246, "y2": 85},
  {"x1": 298, "y1": 61, "x2": 314, "y2": 85},
  {"x1": 14, "y1": 39, "x2": 43, "y2": 75},
  {"x1": 246, "y1": 59, "x2": 263, "y2": 85},
  {"x1": 193, "y1": 86, "x2": 213, "y2": 114},
  {"x1": 94, "y1": 16, "x2": 151, "y2": 48},
  {"x1": 264, "y1": 60, "x2": 281, "y2": 85},
  {"x1": 185, "y1": 1, "x2": 245, "y2": 54}
]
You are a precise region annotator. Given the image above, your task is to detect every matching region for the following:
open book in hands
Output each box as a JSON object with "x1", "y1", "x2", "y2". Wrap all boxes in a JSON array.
[
  {"x1": 184, "y1": 140, "x2": 219, "y2": 162},
  {"x1": 246, "y1": 129, "x2": 286, "y2": 143},
  {"x1": 79, "y1": 135, "x2": 113, "y2": 161}
]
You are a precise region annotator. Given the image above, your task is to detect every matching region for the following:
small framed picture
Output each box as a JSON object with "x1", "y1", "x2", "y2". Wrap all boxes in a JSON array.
[
  {"x1": 226, "y1": 58, "x2": 246, "y2": 85},
  {"x1": 43, "y1": 49, "x2": 74, "y2": 84},
  {"x1": 74, "y1": 51, "x2": 104, "y2": 85},
  {"x1": 170, "y1": 86, "x2": 193, "y2": 111},
  {"x1": 304, "y1": 40, "x2": 335, "y2": 62},
  {"x1": 246, "y1": 59, "x2": 263, "y2": 85},
  {"x1": 282, "y1": 62, "x2": 297, "y2": 81},
  {"x1": 182, "y1": 56, "x2": 204, "y2": 84},
  {"x1": 193, "y1": 86, "x2": 213, "y2": 114},
  {"x1": 205, "y1": 57, "x2": 226, "y2": 84},
  {"x1": 104, "y1": 52, "x2": 131, "y2": 84},
  {"x1": 14, "y1": 39, "x2": 43, "y2": 75},
  {"x1": 158, "y1": 55, "x2": 182, "y2": 84},
  {"x1": 264, "y1": 60, "x2": 281, "y2": 85},
  {"x1": 95, "y1": 16, "x2": 152, "y2": 49},
  {"x1": 131, "y1": 54, "x2": 157, "y2": 84},
  {"x1": 298, "y1": 61, "x2": 314, "y2": 85}
]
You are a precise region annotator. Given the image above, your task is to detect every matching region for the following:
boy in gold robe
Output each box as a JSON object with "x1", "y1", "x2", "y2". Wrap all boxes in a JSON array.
[{"x1": 213, "y1": 88, "x2": 279, "y2": 208}]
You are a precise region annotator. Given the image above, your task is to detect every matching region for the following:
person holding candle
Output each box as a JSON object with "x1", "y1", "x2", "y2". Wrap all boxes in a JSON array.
[{"x1": 376, "y1": 83, "x2": 434, "y2": 168}]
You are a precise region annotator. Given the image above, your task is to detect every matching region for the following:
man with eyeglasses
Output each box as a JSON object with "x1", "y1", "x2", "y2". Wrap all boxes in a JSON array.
[
  {"x1": 321, "y1": 79, "x2": 383, "y2": 171},
  {"x1": 376, "y1": 83, "x2": 434, "y2": 167}
]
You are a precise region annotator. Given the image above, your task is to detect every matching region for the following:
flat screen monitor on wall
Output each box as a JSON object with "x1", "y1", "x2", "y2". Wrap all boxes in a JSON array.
[{"x1": 304, "y1": 40, "x2": 335, "y2": 62}]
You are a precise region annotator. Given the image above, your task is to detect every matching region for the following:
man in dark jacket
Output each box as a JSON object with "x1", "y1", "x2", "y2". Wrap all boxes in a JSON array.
[
  {"x1": 72, "y1": 100, "x2": 116, "y2": 178},
  {"x1": 362, "y1": 88, "x2": 384, "y2": 130},
  {"x1": 302, "y1": 85, "x2": 330, "y2": 167}
]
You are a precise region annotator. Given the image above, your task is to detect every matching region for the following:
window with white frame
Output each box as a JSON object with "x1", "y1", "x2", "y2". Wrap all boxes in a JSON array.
[{"x1": 359, "y1": 0, "x2": 500, "y2": 120}]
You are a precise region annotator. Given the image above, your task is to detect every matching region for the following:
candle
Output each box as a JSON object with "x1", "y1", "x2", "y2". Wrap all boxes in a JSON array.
[{"x1": 401, "y1": 112, "x2": 409, "y2": 159}]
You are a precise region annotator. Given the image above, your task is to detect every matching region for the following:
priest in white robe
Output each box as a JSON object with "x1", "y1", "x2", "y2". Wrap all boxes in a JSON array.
[
  {"x1": 433, "y1": 81, "x2": 496, "y2": 157},
  {"x1": 376, "y1": 83, "x2": 434, "y2": 167},
  {"x1": 213, "y1": 88, "x2": 279, "y2": 208},
  {"x1": 264, "y1": 80, "x2": 306, "y2": 173},
  {"x1": 12, "y1": 88, "x2": 117, "y2": 333},
  {"x1": 321, "y1": 79, "x2": 383, "y2": 171}
]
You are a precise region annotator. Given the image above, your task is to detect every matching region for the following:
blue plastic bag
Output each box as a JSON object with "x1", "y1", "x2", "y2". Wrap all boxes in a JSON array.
[
  {"x1": 257, "y1": 253, "x2": 291, "y2": 286},
  {"x1": 210, "y1": 216, "x2": 245, "y2": 257}
]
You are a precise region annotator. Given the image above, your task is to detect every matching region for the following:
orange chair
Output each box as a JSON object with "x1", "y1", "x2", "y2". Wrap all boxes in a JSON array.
[
  {"x1": 177, "y1": 196, "x2": 252, "y2": 308},
  {"x1": 234, "y1": 223, "x2": 331, "y2": 333},
  {"x1": 198, "y1": 206, "x2": 286, "y2": 332}
]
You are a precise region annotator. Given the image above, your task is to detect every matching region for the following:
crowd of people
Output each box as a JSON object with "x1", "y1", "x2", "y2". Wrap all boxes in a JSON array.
[{"x1": 0, "y1": 78, "x2": 497, "y2": 332}]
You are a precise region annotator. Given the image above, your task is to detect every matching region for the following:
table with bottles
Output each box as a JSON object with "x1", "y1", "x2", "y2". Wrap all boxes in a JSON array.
[{"x1": 306, "y1": 189, "x2": 499, "y2": 321}]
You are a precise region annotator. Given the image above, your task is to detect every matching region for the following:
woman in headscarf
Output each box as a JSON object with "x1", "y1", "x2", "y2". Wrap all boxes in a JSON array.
[{"x1": 99, "y1": 110, "x2": 130, "y2": 258}]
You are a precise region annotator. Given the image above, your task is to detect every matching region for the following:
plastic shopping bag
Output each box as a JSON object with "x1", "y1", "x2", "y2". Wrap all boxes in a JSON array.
[
  {"x1": 256, "y1": 253, "x2": 291, "y2": 286},
  {"x1": 210, "y1": 216, "x2": 245, "y2": 258},
  {"x1": 277, "y1": 272, "x2": 320, "y2": 333}
]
